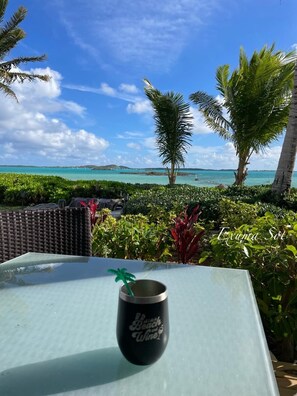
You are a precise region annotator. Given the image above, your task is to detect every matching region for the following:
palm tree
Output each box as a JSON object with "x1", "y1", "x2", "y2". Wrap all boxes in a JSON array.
[
  {"x1": 0, "y1": 0, "x2": 49, "y2": 101},
  {"x1": 190, "y1": 45, "x2": 295, "y2": 185},
  {"x1": 144, "y1": 79, "x2": 193, "y2": 186},
  {"x1": 272, "y1": 62, "x2": 297, "y2": 195}
]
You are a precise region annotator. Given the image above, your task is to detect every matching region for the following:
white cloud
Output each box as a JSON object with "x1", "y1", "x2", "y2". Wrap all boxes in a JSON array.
[
  {"x1": 117, "y1": 131, "x2": 145, "y2": 139},
  {"x1": 64, "y1": 81, "x2": 142, "y2": 104},
  {"x1": 127, "y1": 142, "x2": 141, "y2": 150},
  {"x1": 187, "y1": 143, "x2": 236, "y2": 169},
  {"x1": 59, "y1": 100, "x2": 85, "y2": 116},
  {"x1": 64, "y1": 81, "x2": 154, "y2": 118},
  {"x1": 100, "y1": 82, "x2": 117, "y2": 96},
  {"x1": 185, "y1": 142, "x2": 283, "y2": 170},
  {"x1": 250, "y1": 146, "x2": 282, "y2": 170},
  {"x1": 127, "y1": 100, "x2": 152, "y2": 114},
  {"x1": 8, "y1": 67, "x2": 86, "y2": 116},
  {"x1": 143, "y1": 137, "x2": 157, "y2": 149},
  {"x1": 14, "y1": 67, "x2": 61, "y2": 100},
  {"x1": 56, "y1": 0, "x2": 219, "y2": 70},
  {"x1": 119, "y1": 84, "x2": 139, "y2": 94},
  {"x1": 190, "y1": 106, "x2": 214, "y2": 134},
  {"x1": 0, "y1": 67, "x2": 109, "y2": 165}
]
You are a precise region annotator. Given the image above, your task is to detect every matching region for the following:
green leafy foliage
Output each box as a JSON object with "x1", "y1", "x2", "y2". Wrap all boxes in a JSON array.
[
  {"x1": 144, "y1": 79, "x2": 193, "y2": 185},
  {"x1": 190, "y1": 45, "x2": 296, "y2": 185},
  {"x1": 219, "y1": 198, "x2": 258, "y2": 228},
  {"x1": 0, "y1": 174, "x2": 155, "y2": 206},
  {"x1": 0, "y1": 0, "x2": 50, "y2": 101},
  {"x1": 124, "y1": 185, "x2": 224, "y2": 225},
  {"x1": 92, "y1": 210, "x2": 172, "y2": 262},
  {"x1": 205, "y1": 212, "x2": 297, "y2": 362}
]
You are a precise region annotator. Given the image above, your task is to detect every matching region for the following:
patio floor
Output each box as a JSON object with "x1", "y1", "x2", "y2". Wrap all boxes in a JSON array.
[{"x1": 272, "y1": 354, "x2": 297, "y2": 396}]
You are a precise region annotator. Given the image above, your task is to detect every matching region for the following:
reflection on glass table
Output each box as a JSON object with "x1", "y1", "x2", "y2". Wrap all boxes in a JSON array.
[{"x1": 0, "y1": 253, "x2": 279, "y2": 396}]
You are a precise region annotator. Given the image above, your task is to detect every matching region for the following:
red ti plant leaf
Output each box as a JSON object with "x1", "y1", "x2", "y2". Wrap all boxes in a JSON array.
[
  {"x1": 80, "y1": 199, "x2": 99, "y2": 227},
  {"x1": 170, "y1": 204, "x2": 204, "y2": 264}
]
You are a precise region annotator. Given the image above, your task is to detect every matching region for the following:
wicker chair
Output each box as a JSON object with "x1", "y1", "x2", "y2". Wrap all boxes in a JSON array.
[{"x1": 0, "y1": 207, "x2": 92, "y2": 263}]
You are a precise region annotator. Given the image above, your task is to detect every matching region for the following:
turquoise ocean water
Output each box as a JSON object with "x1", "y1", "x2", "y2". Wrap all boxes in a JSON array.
[{"x1": 0, "y1": 166, "x2": 295, "y2": 187}]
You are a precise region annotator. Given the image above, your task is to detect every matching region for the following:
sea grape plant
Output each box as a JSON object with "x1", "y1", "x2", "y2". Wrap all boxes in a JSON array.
[
  {"x1": 108, "y1": 268, "x2": 136, "y2": 296},
  {"x1": 92, "y1": 211, "x2": 171, "y2": 261},
  {"x1": 171, "y1": 204, "x2": 205, "y2": 264}
]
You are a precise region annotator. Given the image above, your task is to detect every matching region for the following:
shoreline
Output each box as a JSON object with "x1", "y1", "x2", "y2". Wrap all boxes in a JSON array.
[
  {"x1": 0, "y1": 167, "x2": 286, "y2": 188},
  {"x1": 120, "y1": 171, "x2": 196, "y2": 176},
  {"x1": 0, "y1": 165, "x2": 278, "y2": 172}
]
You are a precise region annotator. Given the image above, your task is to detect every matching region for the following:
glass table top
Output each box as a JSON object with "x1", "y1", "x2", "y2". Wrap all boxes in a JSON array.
[{"x1": 0, "y1": 253, "x2": 279, "y2": 396}]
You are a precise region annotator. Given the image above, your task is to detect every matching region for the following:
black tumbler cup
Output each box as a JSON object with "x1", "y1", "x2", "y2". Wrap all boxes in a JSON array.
[{"x1": 116, "y1": 279, "x2": 169, "y2": 365}]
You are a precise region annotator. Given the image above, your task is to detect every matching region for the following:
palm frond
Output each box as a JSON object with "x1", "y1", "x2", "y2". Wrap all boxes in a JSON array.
[
  {"x1": 145, "y1": 82, "x2": 193, "y2": 170},
  {"x1": 1, "y1": 55, "x2": 47, "y2": 68},
  {"x1": 0, "y1": 80, "x2": 17, "y2": 100},
  {"x1": 0, "y1": 70, "x2": 50, "y2": 84},
  {"x1": 190, "y1": 45, "x2": 295, "y2": 185},
  {"x1": 1, "y1": 5, "x2": 26, "y2": 34},
  {"x1": 0, "y1": 3, "x2": 49, "y2": 100},
  {"x1": 216, "y1": 65, "x2": 230, "y2": 97},
  {"x1": 0, "y1": 21, "x2": 26, "y2": 59},
  {"x1": 190, "y1": 91, "x2": 231, "y2": 137},
  {"x1": 0, "y1": 0, "x2": 8, "y2": 24}
]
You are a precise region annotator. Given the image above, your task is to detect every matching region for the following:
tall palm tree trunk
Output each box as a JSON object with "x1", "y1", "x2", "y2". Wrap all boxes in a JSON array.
[
  {"x1": 234, "y1": 152, "x2": 249, "y2": 185},
  {"x1": 167, "y1": 163, "x2": 176, "y2": 186},
  {"x1": 272, "y1": 62, "x2": 297, "y2": 195}
]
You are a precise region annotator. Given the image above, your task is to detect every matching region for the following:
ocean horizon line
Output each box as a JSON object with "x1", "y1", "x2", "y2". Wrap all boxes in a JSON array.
[
  {"x1": 0, "y1": 165, "x2": 293, "y2": 187},
  {"x1": 0, "y1": 164, "x2": 282, "y2": 172}
]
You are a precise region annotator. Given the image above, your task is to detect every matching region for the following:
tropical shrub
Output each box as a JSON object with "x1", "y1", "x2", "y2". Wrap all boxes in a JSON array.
[
  {"x1": 223, "y1": 185, "x2": 272, "y2": 203},
  {"x1": 204, "y1": 212, "x2": 297, "y2": 362},
  {"x1": 282, "y1": 191, "x2": 297, "y2": 212},
  {"x1": 80, "y1": 199, "x2": 99, "y2": 228},
  {"x1": 146, "y1": 203, "x2": 176, "y2": 226},
  {"x1": 124, "y1": 185, "x2": 224, "y2": 224},
  {"x1": 92, "y1": 210, "x2": 172, "y2": 262},
  {"x1": 219, "y1": 198, "x2": 258, "y2": 228},
  {"x1": 256, "y1": 202, "x2": 289, "y2": 218},
  {"x1": 171, "y1": 205, "x2": 205, "y2": 263},
  {"x1": 0, "y1": 174, "x2": 154, "y2": 206}
]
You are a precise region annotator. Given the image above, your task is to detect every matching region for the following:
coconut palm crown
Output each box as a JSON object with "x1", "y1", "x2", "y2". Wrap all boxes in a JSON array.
[
  {"x1": 190, "y1": 45, "x2": 296, "y2": 185},
  {"x1": 0, "y1": 0, "x2": 50, "y2": 101},
  {"x1": 144, "y1": 79, "x2": 193, "y2": 186}
]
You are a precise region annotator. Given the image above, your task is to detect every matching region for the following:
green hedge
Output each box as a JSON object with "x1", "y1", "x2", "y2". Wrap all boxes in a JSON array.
[
  {"x1": 1, "y1": 174, "x2": 297, "y2": 219},
  {"x1": 124, "y1": 184, "x2": 296, "y2": 228},
  {"x1": 124, "y1": 185, "x2": 225, "y2": 223},
  {"x1": 0, "y1": 174, "x2": 158, "y2": 206}
]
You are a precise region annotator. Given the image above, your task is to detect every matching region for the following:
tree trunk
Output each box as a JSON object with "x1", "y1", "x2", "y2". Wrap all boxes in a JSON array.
[
  {"x1": 234, "y1": 155, "x2": 248, "y2": 185},
  {"x1": 167, "y1": 163, "x2": 176, "y2": 186},
  {"x1": 272, "y1": 62, "x2": 297, "y2": 195},
  {"x1": 274, "y1": 336, "x2": 295, "y2": 363}
]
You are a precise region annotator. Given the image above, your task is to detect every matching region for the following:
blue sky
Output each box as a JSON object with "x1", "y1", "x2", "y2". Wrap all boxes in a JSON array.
[{"x1": 1, "y1": 0, "x2": 297, "y2": 169}]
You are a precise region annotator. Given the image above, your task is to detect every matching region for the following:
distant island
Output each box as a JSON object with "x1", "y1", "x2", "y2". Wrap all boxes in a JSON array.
[
  {"x1": 121, "y1": 170, "x2": 195, "y2": 176},
  {"x1": 82, "y1": 164, "x2": 130, "y2": 170},
  {"x1": 1, "y1": 164, "x2": 277, "y2": 172}
]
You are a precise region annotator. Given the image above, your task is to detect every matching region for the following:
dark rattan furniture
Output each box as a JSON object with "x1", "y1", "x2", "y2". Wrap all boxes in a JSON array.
[{"x1": 0, "y1": 207, "x2": 92, "y2": 263}]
